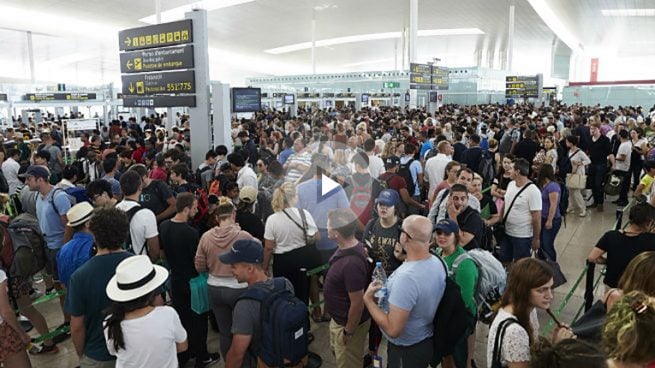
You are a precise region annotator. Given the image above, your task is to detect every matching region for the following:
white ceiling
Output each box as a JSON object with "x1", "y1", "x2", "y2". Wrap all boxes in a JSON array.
[{"x1": 0, "y1": 0, "x2": 654, "y2": 86}]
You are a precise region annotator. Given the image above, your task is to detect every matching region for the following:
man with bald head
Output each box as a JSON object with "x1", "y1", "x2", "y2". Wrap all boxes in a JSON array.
[{"x1": 363, "y1": 215, "x2": 446, "y2": 367}]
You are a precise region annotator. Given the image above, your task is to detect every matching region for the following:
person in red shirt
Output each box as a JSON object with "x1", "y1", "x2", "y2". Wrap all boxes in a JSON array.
[
  {"x1": 131, "y1": 140, "x2": 147, "y2": 163},
  {"x1": 149, "y1": 155, "x2": 168, "y2": 182}
]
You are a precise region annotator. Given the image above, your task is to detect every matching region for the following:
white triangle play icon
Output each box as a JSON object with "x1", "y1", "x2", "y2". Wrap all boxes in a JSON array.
[{"x1": 321, "y1": 174, "x2": 340, "y2": 197}]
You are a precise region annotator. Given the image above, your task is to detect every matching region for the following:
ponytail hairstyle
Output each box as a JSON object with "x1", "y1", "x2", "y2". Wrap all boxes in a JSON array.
[
  {"x1": 104, "y1": 291, "x2": 157, "y2": 352},
  {"x1": 271, "y1": 183, "x2": 296, "y2": 213},
  {"x1": 603, "y1": 290, "x2": 655, "y2": 364}
]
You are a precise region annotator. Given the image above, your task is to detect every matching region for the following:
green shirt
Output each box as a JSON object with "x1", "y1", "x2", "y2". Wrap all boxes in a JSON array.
[{"x1": 442, "y1": 246, "x2": 479, "y2": 316}]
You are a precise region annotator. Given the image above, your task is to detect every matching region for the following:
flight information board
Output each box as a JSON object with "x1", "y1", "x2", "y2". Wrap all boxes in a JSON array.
[
  {"x1": 232, "y1": 88, "x2": 261, "y2": 113},
  {"x1": 505, "y1": 75, "x2": 541, "y2": 98},
  {"x1": 410, "y1": 63, "x2": 449, "y2": 90}
]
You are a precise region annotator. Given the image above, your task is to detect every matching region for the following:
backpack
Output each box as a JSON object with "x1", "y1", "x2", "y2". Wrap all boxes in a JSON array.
[
  {"x1": 0, "y1": 213, "x2": 47, "y2": 278},
  {"x1": 431, "y1": 256, "x2": 475, "y2": 364},
  {"x1": 398, "y1": 159, "x2": 417, "y2": 194},
  {"x1": 452, "y1": 249, "x2": 507, "y2": 324},
  {"x1": 51, "y1": 187, "x2": 77, "y2": 215},
  {"x1": 194, "y1": 165, "x2": 212, "y2": 188},
  {"x1": 237, "y1": 277, "x2": 310, "y2": 367},
  {"x1": 192, "y1": 188, "x2": 209, "y2": 226},
  {"x1": 478, "y1": 151, "x2": 495, "y2": 188},
  {"x1": 123, "y1": 204, "x2": 148, "y2": 255},
  {"x1": 350, "y1": 175, "x2": 375, "y2": 227},
  {"x1": 64, "y1": 186, "x2": 89, "y2": 204}
]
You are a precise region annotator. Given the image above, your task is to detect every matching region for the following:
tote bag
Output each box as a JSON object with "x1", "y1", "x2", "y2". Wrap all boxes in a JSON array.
[
  {"x1": 189, "y1": 272, "x2": 210, "y2": 314},
  {"x1": 566, "y1": 173, "x2": 587, "y2": 190}
]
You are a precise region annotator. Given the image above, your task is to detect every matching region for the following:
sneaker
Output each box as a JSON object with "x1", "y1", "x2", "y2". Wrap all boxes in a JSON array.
[
  {"x1": 29, "y1": 343, "x2": 59, "y2": 355},
  {"x1": 578, "y1": 210, "x2": 587, "y2": 217},
  {"x1": 195, "y1": 352, "x2": 221, "y2": 368},
  {"x1": 52, "y1": 322, "x2": 71, "y2": 344}
]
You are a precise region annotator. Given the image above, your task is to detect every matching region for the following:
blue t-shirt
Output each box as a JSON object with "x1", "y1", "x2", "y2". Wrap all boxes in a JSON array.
[
  {"x1": 279, "y1": 148, "x2": 294, "y2": 165},
  {"x1": 296, "y1": 178, "x2": 350, "y2": 250},
  {"x1": 541, "y1": 181, "x2": 561, "y2": 219},
  {"x1": 56, "y1": 232, "x2": 95, "y2": 287},
  {"x1": 400, "y1": 156, "x2": 423, "y2": 197},
  {"x1": 385, "y1": 255, "x2": 445, "y2": 346},
  {"x1": 36, "y1": 187, "x2": 72, "y2": 249},
  {"x1": 65, "y1": 252, "x2": 133, "y2": 361},
  {"x1": 102, "y1": 175, "x2": 122, "y2": 198},
  {"x1": 420, "y1": 140, "x2": 433, "y2": 159}
]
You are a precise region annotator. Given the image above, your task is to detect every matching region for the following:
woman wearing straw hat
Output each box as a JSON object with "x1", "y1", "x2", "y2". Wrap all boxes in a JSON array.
[{"x1": 104, "y1": 255, "x2": 187, "y2": 368}]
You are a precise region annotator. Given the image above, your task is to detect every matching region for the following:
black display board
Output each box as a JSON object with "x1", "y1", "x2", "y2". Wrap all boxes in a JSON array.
[
  {"x1": 119, "y1": 20, "x2": 193, "y2": 51},
  {"x1": 232, "y1": 88, "x2": 262, "y2": 113},
  {"x1": 121, "y1": 70, "x2": 196, "y2": 95}
]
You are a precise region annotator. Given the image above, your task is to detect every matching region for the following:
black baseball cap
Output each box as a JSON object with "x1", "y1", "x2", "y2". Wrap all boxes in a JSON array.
[{"x1": 219, "y1": 239, "x2": 263, "y2": 265}]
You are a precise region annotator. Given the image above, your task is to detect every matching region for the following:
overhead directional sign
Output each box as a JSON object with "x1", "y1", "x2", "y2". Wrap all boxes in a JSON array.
[
  {"x1": 24, "y1": 93, "x2": 97, "y2": 102},
  {"x1": 383, "y1": 82, "x2": 400, "y2": 88},
  {"x1": 0, "y1": 94, "x2": 7, "y2": 102},
  {"x1": 121, "y1": 70, "x2": 195, "y2": 96},
  {"x1": 119, "y1": 20, "x2": 193, "y2": 51},
  {"x1": 120, "y1": 45, "x2": 194, "y2": 73},
  {"x1": 122, "y1": 95, "x2": 197, "y2": 108}
]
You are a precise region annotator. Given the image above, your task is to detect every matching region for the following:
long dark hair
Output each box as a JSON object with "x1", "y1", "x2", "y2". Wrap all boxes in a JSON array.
[
  {"x1": 500, "y1": 258, "x2": 553, "y2": 344},
  {"x1": 537, "y1": 164, "x2": 556, "y2": 188},
  {"x1": 104, "y1": 291, "x2": 157, "y2": 352}
]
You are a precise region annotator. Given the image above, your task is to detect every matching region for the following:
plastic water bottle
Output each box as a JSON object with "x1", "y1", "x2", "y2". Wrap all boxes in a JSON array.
[
  {"x1": 372, "y1": 262, "x2": 387, "y2": 296},
  {"x1": 372, "y1": 262, "x2": 389, "y2": 312}
]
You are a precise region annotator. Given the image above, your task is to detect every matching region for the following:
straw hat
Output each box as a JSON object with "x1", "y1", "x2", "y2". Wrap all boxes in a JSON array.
[{"x1": 106, "y1": 255, "x2": 168, "y2": 302}]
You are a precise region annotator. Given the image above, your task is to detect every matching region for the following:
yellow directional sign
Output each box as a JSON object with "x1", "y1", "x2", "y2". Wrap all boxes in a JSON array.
[
  {"x1": 136, "y1": 81, "x2": 145, "y2": 94},
  {"x1": 128, "y1": 83, "x2": 135, "y2": 94},
  {"x1": 118, "y1": 20, "x2": 193, "y2": 51},
  {"x1": 121, "y1": 70, "x2": 196, "y2": 96},
  {"x1": 119, "y1": 45, "x2": 194, "y2": 74}
]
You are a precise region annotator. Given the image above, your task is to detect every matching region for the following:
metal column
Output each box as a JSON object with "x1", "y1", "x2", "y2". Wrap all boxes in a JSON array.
[{"x1": 185, "y1": 9, "x2": 212, "y2": 168}]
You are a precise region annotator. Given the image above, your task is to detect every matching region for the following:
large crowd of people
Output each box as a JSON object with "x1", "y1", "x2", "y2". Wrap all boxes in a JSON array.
[{"x1": 0, "y1": 102, "x2": 655, "y2": 368}]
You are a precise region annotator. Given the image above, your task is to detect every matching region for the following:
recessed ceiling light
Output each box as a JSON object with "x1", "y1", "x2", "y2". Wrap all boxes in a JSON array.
[
  {"x1": 265, "y1": 28, "x2": 484, "y2": 54},
  {"x1": 601, "y1": 8, "x2": 655, "y2": 17},
  {"x1": 139, "y1": 0, "x2": 256, "y2": 24}
]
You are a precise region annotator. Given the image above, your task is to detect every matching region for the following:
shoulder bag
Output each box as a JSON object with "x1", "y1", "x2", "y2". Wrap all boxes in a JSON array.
[
  {"x1": 493, "y1": 182, "x2": 534, "y2": 245},
  {"x1": 565, "y1": 149, "x2": 587, "y2": 189},
  {"x1": 282, "y1": 208, "x2": 317, "y2": 247}
]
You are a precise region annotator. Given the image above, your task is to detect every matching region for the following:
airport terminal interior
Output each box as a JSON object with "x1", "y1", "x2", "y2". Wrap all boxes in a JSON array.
[{"x1": 1, "y1": 0, "x2": 655, "y2": 368}]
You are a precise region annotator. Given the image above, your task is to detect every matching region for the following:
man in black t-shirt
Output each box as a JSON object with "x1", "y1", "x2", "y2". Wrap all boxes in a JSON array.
[
  {"x1": 445, "y1": 183, "x2": 484, "y2": 250},
  {"x1": 159, "y1": 193, "x2": 219, "y2": 368},
  {"x1": 588, "y1": 122, "x2": 612, "y2": 211}
]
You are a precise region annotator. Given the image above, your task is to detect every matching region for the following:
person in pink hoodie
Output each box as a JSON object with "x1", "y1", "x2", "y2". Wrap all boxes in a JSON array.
[{"x1": 195, "y1": 196, "x2": 259, "y2": 359}]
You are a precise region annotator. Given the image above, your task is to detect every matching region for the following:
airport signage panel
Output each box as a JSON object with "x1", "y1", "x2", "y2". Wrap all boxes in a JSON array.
[
  {"x1": 24, "y1": 93, "x2": 97, "y2": 102},
  {"x1": 119, "y1": 20, "x2": 193, "y2": 51},
  {"x1": 410, "y1": 63, "x2": 431, "y2": 74},
  {"x1": 0, "y1": 94, "x2": 7, "y2": 102},
  {"x1": 431, "y1": 66, "x2": 449, "y2": 90},
  {"x1": 123, "y1": 95, "x2": 197, "y2": 108},
  {"x1": 121, "y1": 70, "x2": 196, "y2": 95},
  {"x1": 283, "y1": 94, "x2": 295, "y2": 104},
  {"x1": 505, "y1": 75, "x2": 539, "y2": 98},
  {"x1": 231, "y1": 88, "x2": 261, "y2": 113},
  {"x1": 409, "y1": 83, "x2": 433, "y2": 90},
  {"x1": 120, "y1": 45, "x2": 194, "y2": 73},
  {"x1": 383, "y1": 82, "x2": 400, "y2": 88},
  {"x1": 322, "y1": 93, "x2": 335, "y2": 98}
]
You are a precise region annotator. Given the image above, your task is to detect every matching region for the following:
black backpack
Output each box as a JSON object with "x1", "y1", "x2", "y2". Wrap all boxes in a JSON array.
[
  {"x1": 398, "y1": 158, "x2": 417, "y2": 194},
  {"x1": 237, "y1": 277, "x2": 310, "y2": 367},
  {"x1": 478, "y1": 150, "x2": 495, "y2": 188},
  {"x1": 123, "y1": 204, "x2": 148, "y2": 255},
  {"x1": 431, "y1": 256, "x2": 475, "y2": 366},
  {"x1": 0, "y1": 170, "x2": 8, "y2": 193}
]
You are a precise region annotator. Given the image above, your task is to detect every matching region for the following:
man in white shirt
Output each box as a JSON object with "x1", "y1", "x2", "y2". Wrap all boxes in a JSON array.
[
  {"x1": 2, "y1": 148, "x2": 21, "y2": 195},
  {"x1": 424, "y1": 140, "x2": 452, "y2": 199},
  {"x1": 227, "y1": 152, "x2": 257, "y2": 190},
  {"x1": 116, "y1": 170, "x2": 160, "y2": 263},
  {"x1": 364, "y1": 138, "x2": 383, "y2": 179},
  {"x1": 499, "y1": 158, "x2": 542, "y2": 264},
  {"x1": 613, "y1": 129, "x2": 632, "y2": 206}
]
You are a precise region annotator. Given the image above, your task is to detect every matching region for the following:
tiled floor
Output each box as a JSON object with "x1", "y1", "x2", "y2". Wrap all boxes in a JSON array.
[{"x1": 26, "y1": 203, "x2": 619, "y2": 368}]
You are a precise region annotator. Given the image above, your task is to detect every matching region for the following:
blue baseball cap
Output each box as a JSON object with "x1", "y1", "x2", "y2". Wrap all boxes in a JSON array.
[
  {"x1": 19, "y1": 165, "x2": 50, "y2": 179},
  {"x1": 434, "y1": 219, "x2": 460, "y2": 234},
  {"x1": 376, "y1": 189, "x2": 400, "y2": 207},
  {"x1": 219, "y1": 239, "x2": 264, "y2": 265}
]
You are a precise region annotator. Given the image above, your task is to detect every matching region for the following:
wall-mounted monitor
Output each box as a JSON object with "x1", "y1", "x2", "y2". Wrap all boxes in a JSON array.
[
  {"x1": 231, "y1": 87, "x2": 262, "y2": 113},
  {"x1": 283, "y1": 94, "x2": 295, "y2": 104},
  {"x1": 361, "y1": 94, "x2": 369, "y2": 103}
]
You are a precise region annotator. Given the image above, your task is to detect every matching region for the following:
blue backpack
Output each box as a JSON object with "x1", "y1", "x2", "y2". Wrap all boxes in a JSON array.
[{"x1": 237, "y1": 277, "x2": 310, "y2": 367}]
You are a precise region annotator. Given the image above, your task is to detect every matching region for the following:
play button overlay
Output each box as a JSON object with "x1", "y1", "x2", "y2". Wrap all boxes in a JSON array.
[{"x1": 320, "y1": 174, "x2": 341, "y2": 198}]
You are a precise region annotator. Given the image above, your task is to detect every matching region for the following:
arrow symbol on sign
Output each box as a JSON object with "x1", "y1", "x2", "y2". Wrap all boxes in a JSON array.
[
  {"x1": 124, "y1": 37, "x2": 131, "y2": 47},
  {"x1": 128, "y1": 83, "x2": 135, "y2": 94},
  {"x1": 126, "y1": 60, "x2": 133, "y2": 70}
]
